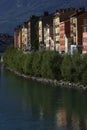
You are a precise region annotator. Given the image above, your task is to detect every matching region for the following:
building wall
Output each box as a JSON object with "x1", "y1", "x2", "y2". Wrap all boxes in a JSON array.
[
  {"x1": 27, "y1": 21, "x2": 31, "y2": 45},
  {"x1": 19, "y1": 28, "x2": 22, "y2": 48},
  {"x1": 21, "y1": 27, "x2": 25, "y2": 48},
  {"x1": 53, "y1": 9, "x2": 76, "y2": 52},
  {"x1": 38, "y1": 20, "x2": 43, "y2": 50},
  {"x1": 42, "y1": 13, "x2": 54, "y2": 51},
  {"x1": 77, "y1": 13, "x2": 87, "y2": 46},
  {"x1": 70, "y1": 17, "x2": 77, "y2": 45},
  {"x1": 25, "y1": 28, "x2": 28, "y2": 46},
  {"x1": 39, "y1": 20, "x2": 43, "y2": 43},
  {"x1": 14, "y1": 29, "x2": 18, "y2": 48},
  {"x1": 70, "y1": 12, "x2": 87, "y2": 53},
  {"x1": 60, "y1": 20, "x2": 70, "y2": 52},
  {"x1": 43, "y1": 25, "x2": 54, "y2": 51},
  {"x1": 65, "y1": 20, "x2": 70, "y2": 36},
  {"x1": 30, "y1": 16, "x2": 39, "y2": 50},
  {"x1": 53, "y1": 16, "x2": 60, "y2": 51},
  {"x1": 14, "y1": 27, "x2": 22, "y2": 49},
  {"x1": 60, "y1": 22, "x2": 65, "y2": 52},
  {"x1": 18, "y1": 31, "x2": 21, "y2": 48},
  {"x1": 21, "y1": 26, "x2": 28, "y2": 49},
  {"x1": 83, "y1": 32, "x2": 87, "y2": 53},
  {"x1": 44, "y1": 26, "x2": 50, "y2": 50}
]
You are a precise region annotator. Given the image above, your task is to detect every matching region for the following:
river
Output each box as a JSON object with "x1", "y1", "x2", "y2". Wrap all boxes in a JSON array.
[{"x1": 0, "y1": 65, "x2": 87, "y2": 130}]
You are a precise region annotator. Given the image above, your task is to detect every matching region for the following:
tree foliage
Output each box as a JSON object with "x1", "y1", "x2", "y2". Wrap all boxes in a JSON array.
[
  {"x1": 61, "y1": 54, "x2": 73, "y2": 81},
  {"x1": 3, "y1": 47, "x2": 87, "y2": 84}
]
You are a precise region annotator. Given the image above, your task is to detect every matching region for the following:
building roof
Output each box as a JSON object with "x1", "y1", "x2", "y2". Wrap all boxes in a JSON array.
[
  {"x1": 70, "y1": 7, "x2": 86, "y2": 17},
  {"x1": 53, "y1": 8, "x2": 76, "y2": 22}
]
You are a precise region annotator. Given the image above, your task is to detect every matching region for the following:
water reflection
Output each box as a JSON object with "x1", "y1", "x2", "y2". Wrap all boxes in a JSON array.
[
  {"x1": 55, "y1": 89, "x2": 87, "y2": 130},
  {"x1": 1, "y1": 67, "x2": 87, "y2": 129}
]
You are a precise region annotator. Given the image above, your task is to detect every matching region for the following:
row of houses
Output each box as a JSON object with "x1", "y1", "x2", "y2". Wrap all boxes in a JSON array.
[{"x1": 14, "y1": 7, "x2": 87, "y2": 54}]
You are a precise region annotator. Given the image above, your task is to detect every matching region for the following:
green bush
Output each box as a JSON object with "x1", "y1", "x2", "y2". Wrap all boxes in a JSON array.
[
  {"x1": 81, "y1": 54, "x2": 87, "y2": 84},
  {"x1": 14, "y1": 50, "x2": 25, "y2": 73},
  {"x1": 3, "y1": 47, "x2": 25, "y2": 73},
  {"x1": 3, "y1": 47, "x2": 17, "y2": 69},
  {"x1": 71, "y1": 51, "x2": 83, "y2": 82},
  {"x1": 32, "y1": 51, "x2": 43, "y2": 77},
  {"x1": 23, "y1": 52, "x2": 34, "y2": 75},
  {"x1": 82, "y1": 70, "x2": 87, "y2": 84},
  {"x1": 4, "y1": 47, "x2": 87, "y2": 84},
  {"x1": 49, "y1": 51, "x2": 62, "y2": 80},
  {"x1": 61, "y1": 54, "x2": 73, "y2": 81},
  {"x1": 41, "y1": 51, "x2": 62, "y2": 79}
]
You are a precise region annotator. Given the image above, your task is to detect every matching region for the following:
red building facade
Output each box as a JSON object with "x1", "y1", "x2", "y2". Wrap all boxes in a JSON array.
[{"x1": 59, "y1": 20, "x2": 70, "y2": 52}]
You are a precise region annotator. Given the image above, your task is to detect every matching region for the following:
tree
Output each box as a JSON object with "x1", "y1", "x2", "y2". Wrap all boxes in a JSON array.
[
  {"x1": 32, "y1": 51, "x2": 43, "y2": 77},
  {"x1": 61, "y1": 54, "x2": 73, "y2": 81},
  {"x1": 23, "y1": 52, "x2": 34, "y2": 75},
  {"x1": 71, "y1": 51, "x2": 82, "y2": 82},
  {"x1": 81, "y1": 54, "x2": 87, "y2": 84},
  {"x1": 41, "y1": 51, "x2": 62, "y2": 79}
]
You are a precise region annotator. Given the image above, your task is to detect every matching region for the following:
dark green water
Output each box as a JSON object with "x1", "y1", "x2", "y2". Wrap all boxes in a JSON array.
[{"x1": 0, "y1": 65, "x2": 87, "y2": 130}]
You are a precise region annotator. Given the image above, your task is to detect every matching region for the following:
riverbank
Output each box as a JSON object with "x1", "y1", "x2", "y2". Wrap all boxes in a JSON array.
[
  {"x1": 6, "y1": 67, "x2": 87, "y2": 91},
  {"x1": 3, "y1": 48, "x2": 87, "y2": 88}
]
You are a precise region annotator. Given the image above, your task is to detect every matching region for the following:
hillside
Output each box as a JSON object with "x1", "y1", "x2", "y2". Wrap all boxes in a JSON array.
[{"x1": 0, "y1": 33, "x2": 13, "y2": 53}]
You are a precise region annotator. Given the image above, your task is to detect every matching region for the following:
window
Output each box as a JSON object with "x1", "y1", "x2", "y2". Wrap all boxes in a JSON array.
[
  {"x1": 85, "y1": 27, "x2": 87, "y2": 32},
  {"x1": 60, "y1": 26, "x2": 64, "y2": 31},
  {"x1": 60, "y1": 34, "x2": 64, "y2": 38},
  {"x1": 83, "y1": 37, "x2": 87, "y2": 42},
  {"x1": 84, "y1": 27, "x2": 87, "y2": 32},
  {"x1": 84, "y1": 19, "x2": 87, "y2": 25}
]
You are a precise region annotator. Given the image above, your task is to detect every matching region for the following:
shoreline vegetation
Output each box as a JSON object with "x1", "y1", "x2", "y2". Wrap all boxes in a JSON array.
[{"x1": 3, "y1": 47, "x2": 87, "y2": 90}]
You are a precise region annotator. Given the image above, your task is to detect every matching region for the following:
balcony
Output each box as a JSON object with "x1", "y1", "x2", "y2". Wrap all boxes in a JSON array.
[
  {"x1": 72, "y1": 23, "x2": 76, "y2": 27},
  {"x1": 56, "y1": 41, "x2": 59, "y2": 44},
  {"x1": 55, "y1": 33, "x2": 59, "y2": 36},
  {"x1": 54, "y1": 24, "x2": 59, "y2": 28},
  {"x1": 73, "y1": 32, "x2": 76, "y2": 36},
  {"x1": 71, "y1": 30, "x2": 76, "y2": 36}
]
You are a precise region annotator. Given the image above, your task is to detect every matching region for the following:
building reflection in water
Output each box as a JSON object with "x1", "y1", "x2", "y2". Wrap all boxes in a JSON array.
[
  {"x1": 19, "y1": 80, "x2": 87, "y2": 130},
  {"x1": 72, "y1": 116, "x2": 80, "y2": 130},
  {"x1": 56, "y1": 109, "x2": 67, "y2": 127},
  {"x1": 3, "y1": 67, "x2": 87, "y2": 130},
  {"x1": 55, "y1": 107, "x2": 87, "y2": 130}
]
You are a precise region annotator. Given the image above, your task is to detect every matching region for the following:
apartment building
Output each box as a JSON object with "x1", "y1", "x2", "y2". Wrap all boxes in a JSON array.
[
  {"x1": 14, "y1": 27, "x2": 18, "y2": 48},
  {"x1": 14, "y1": 26, "x2": 22, "y2": 48},
  {"x1": 53, "y1": 8, "x2": 76, "y2": 52},
  {"x1": 29, "y1": 15, "x2": 39, "y2": 51},
  {"x1": 38, "y1": 17, "x2": 43, "y2": 50},
  {"x1": 21, "y1": 24, "x2": 28, "y2": 50},
  {"x1": 14, "y1": 7, "x2": 87, "y2": 54},
  {"x1": 43, "y1": 13, "x2": 54, "y2": 50},
  {"x1": 53, "y1": 12, "x2": 60, "y2": 51},
  {"x1": 70, "y1": 8, "x2": 87, "y2": 53},
  {"x1": 59, "y1": 19, "x2": 70, "y2": 53},
  {"x1": 38, "y1": 12, "x2": 54, "y2": 51},
  {"x1": 44, "y1": 25, "x2": 50, "y2": 50},
  {"x1": 82, "y1": 19, "x2": 87, "y2": 53},
  {"x1": 24, "y1": 20, "x2": 31, "y2": 51}
]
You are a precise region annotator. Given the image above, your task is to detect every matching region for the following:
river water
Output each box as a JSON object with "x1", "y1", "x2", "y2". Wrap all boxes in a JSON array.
[{"x1": 0, "y1": 65, "x2": 87, "y2": 130}]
